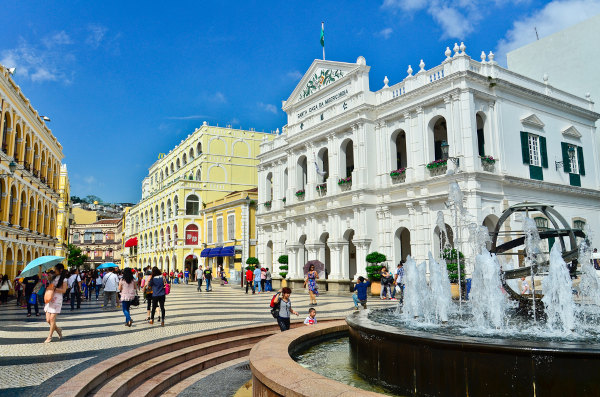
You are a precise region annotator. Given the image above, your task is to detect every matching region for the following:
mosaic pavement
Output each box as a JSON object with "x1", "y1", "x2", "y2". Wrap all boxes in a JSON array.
[{"x1": 0, "y1": 281, "x2": 397, "y2": 396}]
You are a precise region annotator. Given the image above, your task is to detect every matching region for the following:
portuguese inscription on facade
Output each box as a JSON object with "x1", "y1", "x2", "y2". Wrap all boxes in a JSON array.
[{"x1": 296, "y1": 88, "x2": 349, "y2": 120}]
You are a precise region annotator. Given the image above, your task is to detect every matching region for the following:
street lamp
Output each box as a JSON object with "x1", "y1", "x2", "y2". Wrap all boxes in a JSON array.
[
  {"x1": 0, "y1": 161, "x2": 17, "y2": 178},
  {"x1": 440, "y1": 140, "x2": 459, "y2": 168}
]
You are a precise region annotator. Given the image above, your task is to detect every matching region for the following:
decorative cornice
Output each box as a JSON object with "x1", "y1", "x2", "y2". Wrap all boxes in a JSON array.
[{"x1": 561, "y1": 125, "x2": 582, "y2": 139}]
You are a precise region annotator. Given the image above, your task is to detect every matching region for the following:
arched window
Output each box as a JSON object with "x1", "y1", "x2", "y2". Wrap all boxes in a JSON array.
[
  {"x1": 176, "y1": 158, "x2": 181, "y2": 169},
  {"x1": 340, "y1": 139, "x2": 354, "y2": 178},
  {"x1": 476, "y1": 113, "x2": 486, "y2": 156},
  {"x1": 165, "y1": 166, "x2": 169, "y2": 177},
  {"x1": 167, "y1": 199, "x2": 172, "y2": 218},
  {"x1": 170, "y1": 162, "x2": 174, "y2": 173},
  {"x1": 391, "y1": 130, "x2": 407, "y2": 170},
  {"x1": 166, "y1": 226, "x2": 171, "y2": 245},
  {"x1": 296, "y1": 156, "x2": 307, "y2": 190},
  {"x1": 432, "y1": 117, "x2": 448, "y2": 161},
  {"x1": 186, "y1": 194, "x2": 199, "y2": 215},
  {"x1": 173, "y1": 225, "x2": 178, "y2": 241},
  {"x1": 266, "y1": 172, "x2": 273, "y2": 201},
  {"x1": 196, "y1": 169, "x2": 201, "y2": 181},
  {"x1": 183, "y1": 153, "x2": 187, "y2": 165},
  {"x1": 189, "y1": 148, "x2": 194, "y2": 159},
  {"x1": 2, "y1": 113, "x2": 10, "y2": 154},
  {"x1": 174, "y1": 196, "x2": 179, "y2": 215},
  {"x1": 161, "y1": 202, "x2": 165, "y2": 221},
  {"x1": 197, "y1": 142, "x2": 202, "y2": 155}
]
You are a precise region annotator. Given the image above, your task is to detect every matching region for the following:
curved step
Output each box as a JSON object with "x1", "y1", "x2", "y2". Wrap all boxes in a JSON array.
[
  {"x1": 90, "y1": 334, "x2": 271, "y2": 397},
  {"x1": 50, "y1": 319, "x2": 343, "y2": 397},
  {"x1": 129, "y1": 343, "x2": 255, "y2": 397}
]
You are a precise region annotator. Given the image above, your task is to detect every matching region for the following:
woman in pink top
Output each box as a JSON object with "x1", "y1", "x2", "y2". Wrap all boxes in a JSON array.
[
  {"x1": 118, "y1": 268, "x2": 139, "y2": 327},
  {"x1": 44, "y1": 264, "x2": 68, "y2": 343}
]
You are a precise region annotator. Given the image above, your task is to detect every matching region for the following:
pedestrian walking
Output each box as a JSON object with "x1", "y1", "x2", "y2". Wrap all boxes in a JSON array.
[
  {"x1": 195, "y1": 266, "x2": 203, "y2": 291},
  {"x1": 14, "y1": 273, "x2": 24, "y2": 307},
  {"x1": 380, "y1": 266, "x2": 393, "y2": 300},
  {"x1": 304, "y1": 264, "x2": 319, "y2": 305},
  {"x1": 44, "y1": 264, "x2": 68, "y2": 343},
  {"x1": 245, "y1": 267, "x2": 254, "y2": 294},
  {"x1": 149, "y1": 266, "x2": 166, "y2": 326},
  {"x1": 23, "y1": 274, "x2": 40, "y2": 317},
  {"x1": 102, "y1": 267, "x2": 119, "y2": 309},
  {"x1": 394, "y1": 261, "x2": 405, "y2": 303},
  {"x1": 304, "y1": 308, "x2": 317, "y2": 325},
  {"x1": 260, "y1": 268, "x2": 267, "y2": 292},
  {"x1": 141, "y1": 269, "x2": 157, "y2": 322},
  {"x1": 94, "y1": 271, "x2": 102, "y2": 300},
  {"x1": 203, "y1": 266, "x2": 213, "y2": 291},
  {"x1": 272, "y1": 287, "x2": 298, "y2": 331},
  {"x1": 253, "y1": 266, "x2": 262, "y2": 294},
  {"x1": 119, "y1": 268, "x2": 139, "y2": 327},
  {"x1": 68, "y1": 269, "x2": 82, "y2": 310},
  {"x1": 265, "y1": 268, "x2": 272, "y2": 292},
  {"x1": 184, "y1": 268, "x2": 190, "y2": 285},
  {"x1": 0, "y1": 275, "x2": 12, "y2": 304}
]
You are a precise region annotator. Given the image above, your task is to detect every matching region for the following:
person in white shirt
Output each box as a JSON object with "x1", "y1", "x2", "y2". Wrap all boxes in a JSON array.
[
  {"x1": 195, "y1": 266, "x2": 203, "y2": 292},
  {"x1": 67, "y1": 269, "x2": 82, "y2": 311},
  {"x1": 102, "y1": 268, "x2": 119, "y2": 309}
]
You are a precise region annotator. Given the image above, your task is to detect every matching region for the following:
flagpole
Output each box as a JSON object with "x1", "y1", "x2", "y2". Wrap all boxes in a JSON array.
[{"x1": 322, "y1": 21, "x2": 325, "y2": 60}]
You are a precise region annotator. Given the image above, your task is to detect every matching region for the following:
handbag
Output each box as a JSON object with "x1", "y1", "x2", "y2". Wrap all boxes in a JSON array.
[
  {"x1": 28, "y1": 293, "x2": 37, "y2": 305},
  {"x1": 44, "y1": 287, "x2": 55, "y2": 304},
  {"x1": 132, "y1": 294, "x2": 140, "y2": 306},
  {"x1": 165, "y1": 282, "x2": 171, "y2": 295}
]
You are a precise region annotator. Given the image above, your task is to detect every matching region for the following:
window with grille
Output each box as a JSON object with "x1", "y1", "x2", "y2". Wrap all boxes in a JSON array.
[
  {"x1": 534, "y1": 217, "x2": 549, "y2": 230},
  {"x1": 207, "y1": 220, "x2": 213, "y2": 243},
  {"x1": 186, "y1": 195, "x2": 199, "y2": 215},
  {"x1": 73, "y1": 233, "x2": 80, "y2": 241},
  {"x1": 528, "y1": 134, "x2": 540, "y2": 167},
  {"x1": 574, "y1": 220, "x2": 586, "y2": 230},
  {"x1": 227, "y1": 215, "x2": 235, "y2": 240},
  {"x1": 217, "y1": 218, "x2": 223, "y2": 243},
  {"x1": 568, "y1": 145, "x2": 579, "y2": 174}
]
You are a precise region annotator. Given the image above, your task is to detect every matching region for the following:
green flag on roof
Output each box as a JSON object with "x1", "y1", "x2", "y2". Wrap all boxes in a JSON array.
[{"x1": 320, "y1": 22, "x2": 324, "y2": 47}]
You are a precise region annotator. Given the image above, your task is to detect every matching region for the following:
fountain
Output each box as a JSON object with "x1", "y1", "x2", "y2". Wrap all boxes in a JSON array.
[{"x1": 342, "y1": 180, "x2": 600, "y2": 396}]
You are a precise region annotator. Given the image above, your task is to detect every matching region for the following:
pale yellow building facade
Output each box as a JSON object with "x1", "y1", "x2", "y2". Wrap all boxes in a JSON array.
[
  {"x1": 122, "y1": 123, "x2": 272, "y2": 275},
  {"x1": 0, "y1": 64, "x2": 69, "y2": 281}
]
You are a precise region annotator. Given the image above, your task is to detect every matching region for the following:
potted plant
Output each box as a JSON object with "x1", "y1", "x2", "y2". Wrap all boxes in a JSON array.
[
  {"x1": 443, "y1": 248, "x2": 466, "y2": 299},
  {"x1": 264, "y1": 200, "x2": 272, "y2": 209},
  {"x1": 295, "y1": 189, "x2": 305, "y2": 198},
  {"x1": 389, "y1": 168, "x2": 406, "y2": 178},
  {"x1": 278, "y1": 255, "x2": 289, "y2": 287},
  {"x1": 338, "y1": 176, "x2": 352, "y2": 185},
  {"x1": 366, "y1": 251, "x2": 387, "y2": 296},
  {"x1": 316, "y1": 183, "x2": 327, "y2": 193},
  {"x1": 246, "y1": 257, "x2": 259, "y2": 272}
]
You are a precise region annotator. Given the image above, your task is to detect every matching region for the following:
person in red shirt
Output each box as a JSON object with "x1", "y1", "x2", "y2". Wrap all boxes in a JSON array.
[{"x1": 245, "y1": 268, "x2": 255, "y2": 294}]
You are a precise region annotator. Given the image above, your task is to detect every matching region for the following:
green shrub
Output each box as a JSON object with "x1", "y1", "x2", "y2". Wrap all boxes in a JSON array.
[
  {"x1": 443, "y1": 248, "x2": 466, "y2": 283},
  {"x1": 365, "y1": 251, "x2": 387, "y2": 281},
  {"x1": 277, "y1": 255, "x2": 288, "y2": 264}
]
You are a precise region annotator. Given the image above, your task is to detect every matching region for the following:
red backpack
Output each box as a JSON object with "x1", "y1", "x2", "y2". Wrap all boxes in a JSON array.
[{"x1": 270, "y1": 292, "x2": 280, "y2": 308}]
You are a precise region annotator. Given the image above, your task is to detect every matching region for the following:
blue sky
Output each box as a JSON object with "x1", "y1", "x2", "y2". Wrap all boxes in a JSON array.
[{"x1": 2, "y1": 0, "x2": 599, "y2": 203}]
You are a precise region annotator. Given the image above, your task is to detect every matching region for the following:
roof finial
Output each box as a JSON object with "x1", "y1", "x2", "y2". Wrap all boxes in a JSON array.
[
  {"x1": 407, "y1": 65, "x2": 413, "y2": 76},
  {"x1": 453, "y1": 43, "x2": 460, "y2": 56},
  {"x1": 459, "y1": 42, "x2": 466, "y2": 54},
  {"x1": 383, "y1": 76, "x2": 389, "y2": 88},
  {"x1": 419, "y1": 59, "x2": 425, "y2": 72},
  {"x1": 480, "y1": 51, "x2": 486, "y2": 63},
  {"x1": 445, "y1": 46, "x2": 452, "y2": 59}
]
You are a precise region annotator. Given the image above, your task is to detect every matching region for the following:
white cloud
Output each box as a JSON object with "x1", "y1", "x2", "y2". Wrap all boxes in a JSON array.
[
  {"x1": 287, "y1": 70, "x2": 303, "y2": 81},
  {"x1": 376, "y1": 27, "x2": 394, "y2": 39},
  {"x1": 86, "y1": 24, "x2": 108, "y2": 49},
  {"x1": 258, "y1": 102, "x2": 278, "y2": 114},
  {"x1": 429, "y1": 6, "x2": 473, "y2": 39},
  {"x1": 42, "y1": 31, "x2": 72, "y2": 48},
  {"x1": 84, "y1": 176, "x2": 96, "y2": 184},
  {"x1": 496, "y1": 0, "x2": 600, "y2": 62},
  {"x1": 211, "y1": 91, "x2": 226, "y2": 103},
  {"x1": 382, "y1": 0, "x2": 526, "y2": 39},
  {"x1": 229, "y1": 117, "x2": 240, "y2": 125}
]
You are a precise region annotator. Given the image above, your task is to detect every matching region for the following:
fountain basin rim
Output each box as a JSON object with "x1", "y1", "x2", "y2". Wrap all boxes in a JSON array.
[{"x1": 347, "y1": 309, "x2": 600, "y2": 355}]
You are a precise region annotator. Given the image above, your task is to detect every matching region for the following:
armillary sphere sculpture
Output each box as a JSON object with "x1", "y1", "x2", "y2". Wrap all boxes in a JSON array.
[{"x1": 489, "y1": 202, "x2": 585, "y2": 303}]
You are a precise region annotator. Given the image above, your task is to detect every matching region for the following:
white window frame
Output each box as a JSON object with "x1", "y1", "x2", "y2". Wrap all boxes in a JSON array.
[
  {"x1": 528, "y1": 134, "x2": 541, "y2": 167},
  {"x1": 217, "y1": 217, "x2": 223, "y2": 243},
  {"x1": 207, "y1": 220, "x2": 213, "y2": 244},
  {"x1": 227, "y1": 214, "x2": 235, "y2": 241}
]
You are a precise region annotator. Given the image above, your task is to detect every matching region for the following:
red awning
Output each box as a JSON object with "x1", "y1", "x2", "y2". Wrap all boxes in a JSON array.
[{"x1": 124, "y1": 237, "x2": 138, "y2": 247}]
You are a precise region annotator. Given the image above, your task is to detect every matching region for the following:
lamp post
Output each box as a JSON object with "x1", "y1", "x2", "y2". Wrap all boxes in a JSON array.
[
  {"x1": 0, "y1": 161, "x2": 17, "y2": 178},
  {"x1": 440, "y1": 140, "x2": 459, "y2": 168},
  {"x1": 242, "y1": 195, "x2": 250, "y2": 287}
]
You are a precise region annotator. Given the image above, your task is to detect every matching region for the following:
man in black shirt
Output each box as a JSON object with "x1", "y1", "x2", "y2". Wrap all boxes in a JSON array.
[
  {"x1": 24, "y1": 275, "x2": 40, "y2": 317},
  {"x1": 203, "y1": 268, "x2": 212, "y2": 291}
]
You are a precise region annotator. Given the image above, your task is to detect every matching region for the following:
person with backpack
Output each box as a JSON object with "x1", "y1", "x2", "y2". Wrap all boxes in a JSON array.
[
  {"x1": 118, "y1": 268, "x2": 139, "y2": 327},
  {"x1": 272, "y1": 287, "x2": 299, "y2": 331},
  {"x1": 102, "y1": 267, "x2": 119, "y2": 309},
  {"x1": 149, "y1": 266, "x2": 167, "y2": 326},
  {"x1": 24, "y1": 274, "x2": 40, "y2": 317}
]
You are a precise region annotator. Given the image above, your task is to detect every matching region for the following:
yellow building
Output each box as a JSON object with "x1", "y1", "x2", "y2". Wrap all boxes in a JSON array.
[
  {"x1": 54, "y1": 164, "x2": 72, "y2": 258},
  {"x1": 0, "y1": 64, "x2": 69, "y2": 281},
  {"x1": 122, "y1": 123, "x2": 272, "y2": 274},
  {"x1": 200, "y1": 189, "x2": 258, "y2": 281}
]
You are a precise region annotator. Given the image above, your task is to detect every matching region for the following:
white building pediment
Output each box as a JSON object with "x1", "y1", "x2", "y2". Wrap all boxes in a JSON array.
[
  {"x1": 561, "y1": 125, "x2": 582, "y2": 138},
  {"x1": 283, "y1": 58, "x2": 368, "y2": 111},
  {"x1": 520, "y1": 113, "x2": 545, "y2": 129}
]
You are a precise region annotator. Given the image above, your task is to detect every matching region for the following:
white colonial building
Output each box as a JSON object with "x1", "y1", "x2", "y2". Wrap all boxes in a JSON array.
[{"x1": 256, "y1": 44, "x2": 600, "y2": 292}]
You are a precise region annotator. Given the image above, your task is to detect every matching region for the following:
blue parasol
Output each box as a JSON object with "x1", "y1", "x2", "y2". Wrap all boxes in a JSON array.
[
  {"x1": 20, "y1": 256, "x2": 65, "y2": 278},
  {"x1": 96, "y1": 262, "x2": 118, "y2": 270}
]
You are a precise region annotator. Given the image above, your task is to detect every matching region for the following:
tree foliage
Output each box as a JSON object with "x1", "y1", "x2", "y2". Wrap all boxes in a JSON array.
[
  {"x1": 68, "y1": 244, "x2": 89, "y2": 269},
  {"x1": 365, "y1": 251, "x2": 387, "y2": 281},
  {"x1": 277, "y1": 255, "x2": 288, "y2": 264}
]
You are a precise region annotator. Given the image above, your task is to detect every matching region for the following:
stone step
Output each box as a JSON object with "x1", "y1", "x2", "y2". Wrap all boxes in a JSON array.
[
  {"x1": 128, "y1": 343, "x2": 255, "y2": 397},
  {"x1": 49, "y1": 322, "x2": 281, "y2": 397},
  {"x1": 89, "y1": 333, "x2": 272, "y2": 397},
  {"x1": 160, "y1": 356, "x2": 249, "y2": 397}
]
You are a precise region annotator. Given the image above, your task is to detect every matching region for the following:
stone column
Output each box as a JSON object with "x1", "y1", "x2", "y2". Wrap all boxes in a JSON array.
[{"x1": 353, "y1": 239, "x2": 371, "y2": 279}]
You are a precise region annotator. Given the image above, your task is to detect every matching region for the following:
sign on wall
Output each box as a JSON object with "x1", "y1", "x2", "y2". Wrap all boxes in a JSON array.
[{"x1": 185, "y1": 225, "x2": 199, "y2": 245}]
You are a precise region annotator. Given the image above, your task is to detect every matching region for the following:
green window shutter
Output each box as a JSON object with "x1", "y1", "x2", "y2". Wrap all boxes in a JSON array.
[
  {"x1": 529, "y1": 165, "x2": 543, "y2": 181},
  {"x1": 520, "y1": 131, "x2": 529, "y2": 164},
  {"x1": 561, "y1": 142, "x2": 570, "y2": 173},
  {"x1": 577, "y1": 146, "x2": 585, "y2": 176},
  {"x1": 477, "y1": 129, "x2": 485, "y2": 156},
  {"x1": 569, "y1": 173, "x2": 581, "y2": 187},
  {"x1": 539, "y1": 136, "x2": 548, "y2": 168}
]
